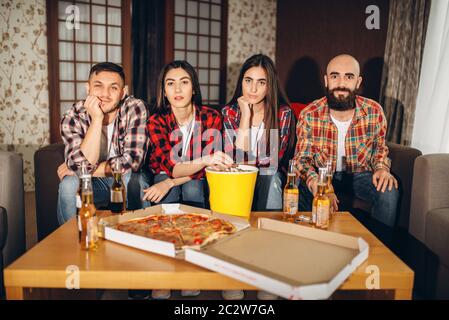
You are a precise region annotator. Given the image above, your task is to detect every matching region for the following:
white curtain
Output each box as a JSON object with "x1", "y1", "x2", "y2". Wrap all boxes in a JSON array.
[{"x1": 412, "y1": 0, "x2": 449, "y2": 154}]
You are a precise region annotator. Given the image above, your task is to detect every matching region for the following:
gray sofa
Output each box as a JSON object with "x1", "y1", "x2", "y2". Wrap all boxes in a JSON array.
[
  {"x1": 34, "y1": 143, "x2": 65, "y2": 241},
  {"x1": 409, "y1": 154, "x2": 449, "y2": 299},
  {"x1": 0, "y1": 151, "x2": 26, "y2": 268}
]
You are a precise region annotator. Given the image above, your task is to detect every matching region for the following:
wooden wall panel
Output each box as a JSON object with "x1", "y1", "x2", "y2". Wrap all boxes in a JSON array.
[{"x1": 276, "y1": 0, "x2": 389, "y2": 104}]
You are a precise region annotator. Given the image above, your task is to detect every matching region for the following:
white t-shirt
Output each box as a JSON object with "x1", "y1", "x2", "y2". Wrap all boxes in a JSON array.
[
  {"x1": 160, "y1": 112, "x2": 195, "y2": 175},
  {"x1": 179, "y1": 119, "x2": 195, "y2": 160},
  {"x1": 99, "y1": 121, "x2": 116, "y2": 162},
  {"x1": 330, "y1": 115, "x2": 352, "y2": 172},
  {"x1": 250, "y1": 122, "x2": 265, "y2": 157}
]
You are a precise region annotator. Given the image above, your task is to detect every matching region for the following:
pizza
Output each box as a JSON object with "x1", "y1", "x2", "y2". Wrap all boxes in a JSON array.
[{"x1": 116, "y1": 213, "x2": 237, "y2": 250}]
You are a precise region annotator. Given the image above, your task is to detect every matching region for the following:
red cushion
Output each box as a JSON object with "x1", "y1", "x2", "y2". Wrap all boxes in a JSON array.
[{"x1": 290, "y1": 102, "x2": 307, "y2": 119}]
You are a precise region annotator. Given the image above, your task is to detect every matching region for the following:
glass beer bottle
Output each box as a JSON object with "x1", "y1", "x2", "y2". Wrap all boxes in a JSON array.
[
  {"x1": 79, "y1": 165, "x2": 98, "y2": 250},
  {"x1": 324, "y1": 160, "x2": 335, "y2": 219},
  {"x1": 110, "y1": 161, "x2": 126, "y2": 214},
  {"x1": 312, "y1": 167, "x2": 331, "y2": 229},
  {"x1": 75, "y1": 163, "x2": 86, "y2": 242},
  {"x1": 283, "y1": 159, "x2": 299, "y2": 222}
]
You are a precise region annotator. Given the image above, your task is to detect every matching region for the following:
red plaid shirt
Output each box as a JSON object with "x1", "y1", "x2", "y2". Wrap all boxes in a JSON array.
[
  {"x1": 147, "y1": 105, "x2": 222, "y2": 179},
  {"x1": 294, "y1": 96, "x2": 391, "y2": 185},
  {"x1": 222, "y1": 103, "x2": 293, "y2": 170},
  {"x1": 60, "y1": 95, "x2": 149, "y2": 174}
]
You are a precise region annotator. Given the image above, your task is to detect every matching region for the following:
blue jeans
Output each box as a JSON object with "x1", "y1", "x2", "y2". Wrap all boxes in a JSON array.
[
  {"x1": 252, "y1": 172, "x2": 285, "y2": 211},
  {"x1": 153, "y1": 174, "x2": 206, "y2": 208},
  {"x1": 57, "y1": 171, "x2": 152, "y2": 225},
  {"x1": 299, "y1": 171, "x2": 399, "y2": 227}
]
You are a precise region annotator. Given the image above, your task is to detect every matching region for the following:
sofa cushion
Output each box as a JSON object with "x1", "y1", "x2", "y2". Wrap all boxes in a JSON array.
[
  {"x1": 0, "y1": 207, "x2": 6, "y2": 250},
  {"x1": 34, "y1": 143, "x2": 65, "y2": 241},
  {"x1": 425, "y1": 207, "x2": 449, "y2": 267}
]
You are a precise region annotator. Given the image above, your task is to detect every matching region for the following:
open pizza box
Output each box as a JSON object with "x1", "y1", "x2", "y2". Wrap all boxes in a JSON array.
[
  {"x1": 101, "y1": 203, "x2": 251, "y2": 259},
  {"x1": 185, "y1": 218, "x2": 369, "y2": 300}
]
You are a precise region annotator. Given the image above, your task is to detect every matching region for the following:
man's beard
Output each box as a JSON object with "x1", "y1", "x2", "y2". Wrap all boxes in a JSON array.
[{"x1": 326, "y1": 87, "x2": 357, "y2": 111}]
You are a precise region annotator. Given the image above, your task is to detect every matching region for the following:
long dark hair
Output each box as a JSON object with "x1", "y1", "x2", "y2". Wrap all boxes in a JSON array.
[
  {"x1": 228, "y1": 54, "x2": 296, "y2": 166},
  {"x1": 154, "y1": 60, "x2": 202, "y2": 114}
]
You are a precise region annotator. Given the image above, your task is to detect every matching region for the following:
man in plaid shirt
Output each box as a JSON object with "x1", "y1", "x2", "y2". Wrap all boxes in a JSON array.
[
  {"x1": 295, "y1": 54, "x2": 399, "y2": 227},
  {"x1": 57, "y1": 62, "x2": 150, "y2": 224}
]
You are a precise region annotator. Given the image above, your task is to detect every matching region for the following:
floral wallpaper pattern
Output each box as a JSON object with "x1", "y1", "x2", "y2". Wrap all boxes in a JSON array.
[
  {"x1": 0, "y1": 0, "x2": 50, "y2": 191},
  {"x1": 226, "y1": 0, "x2": 277, "y2": 101}
]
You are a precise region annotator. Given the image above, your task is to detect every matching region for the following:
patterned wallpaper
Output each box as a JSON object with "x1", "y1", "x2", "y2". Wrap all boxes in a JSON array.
[
  {"x1": 226, "y1": 0, "x2": 277, "y2": 101},
  {"x1": 0, "y1": 0, "x2": 50, "y2": 192}
]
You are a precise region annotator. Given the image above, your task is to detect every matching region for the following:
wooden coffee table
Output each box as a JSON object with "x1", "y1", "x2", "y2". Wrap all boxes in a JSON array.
[{"x1": 4, "y1": 211, "x2": 414, "y2": 300}]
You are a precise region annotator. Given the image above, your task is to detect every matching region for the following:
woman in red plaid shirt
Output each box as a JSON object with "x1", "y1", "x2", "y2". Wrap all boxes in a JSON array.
[
  {"x1": 144, "y1": 60, "x2": 233, "y2": 299},
  {"x1": 144, "y1": 61, "x2": 233, "y2": 208},
  {"x1": 222, "y1": 54, "x2": 296, "y2": 212},
  {"x1": 221, "y1": 55, "x2": 296, "y2": 301}
]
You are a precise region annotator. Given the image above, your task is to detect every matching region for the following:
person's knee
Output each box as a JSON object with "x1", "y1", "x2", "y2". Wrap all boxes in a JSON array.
[
  {"x1": 377, "y1": 187, "x2": 399, "y2": 206},
  {"x1": 373, "y1": 188, "x2": 399, "y2": 227},
  {"x1": 182, "y1": 180, "x2": 204, "y2": 202},
  {"x1": 58, "y1": 176, "x2": 78, "y2": 225},
  {"x1": 59, "y1": 175, "x2": 79, "y2": 196}
]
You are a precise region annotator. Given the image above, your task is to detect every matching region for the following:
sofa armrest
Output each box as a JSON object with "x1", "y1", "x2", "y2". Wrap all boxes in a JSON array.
[
  {"x1": 409, "y1": 154, "x2": 449, "y2": 243},
  {"x1": 0, "y1": 207, "x2": 7, "y2": 251},
  {"x1": 0, "y1": 151, "x2": 25, "y2": 267},
  {"x1": 386, "y1": 142, "x2": 422, "y2": 229},
  {"x1": 34, "y1": 143, "x2": 65, "y2": 241},
  {"x1": 0, "y1": 206, "x2": 5, "y2": 299}
]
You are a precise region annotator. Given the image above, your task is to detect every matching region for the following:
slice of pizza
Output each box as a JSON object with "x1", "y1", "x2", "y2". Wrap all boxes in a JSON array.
[
  {"x1": 180, "y1": 219, "x2": 237, "y2": 249},
  {"x1": 208, "y1": 218, "x2": 237, "y2": 233},
  {"x1": 146, "y1": 229, "x2": 184, "y2": 250},
  {"x1": 171, "y1": 213, "x2": 210, "y2": 228}
]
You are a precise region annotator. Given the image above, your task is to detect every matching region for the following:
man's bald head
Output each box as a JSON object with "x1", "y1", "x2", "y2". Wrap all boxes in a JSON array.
[
  {"x1": 326, "y1": 54, "x2": 360, "y2": 76},
  {"x1": 324, "y1": 54, "x2": 362, "y2": 93},
  {"x1": 324, "y1": 54, "x2": 363, "y2": 111}
]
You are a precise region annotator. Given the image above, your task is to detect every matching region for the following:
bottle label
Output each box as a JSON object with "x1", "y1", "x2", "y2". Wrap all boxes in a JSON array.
[
  {"x1": 316, "y1": 204, "x2": 330, "y2": 227},
  {"x1": 111, "y1": 190, "x2": 123, "y2": 203},
  {"x1": 283, "y1": 193, "x2": 298, "y2": 215},
  {"x1": 76, "y1": 194, "x2": 82, "y2": 209}
]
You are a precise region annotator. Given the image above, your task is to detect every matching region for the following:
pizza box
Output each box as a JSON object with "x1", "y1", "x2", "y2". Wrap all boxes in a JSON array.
[
  {"x1": 101, "y1": 203, "x2": 251, "y2": 259},
  {"x1": 185, "y1": 218, "x2": 369, "y2": 300}
]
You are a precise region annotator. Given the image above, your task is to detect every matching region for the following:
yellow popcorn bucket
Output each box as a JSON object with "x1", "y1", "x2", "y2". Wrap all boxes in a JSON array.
[{"x1": 205, "y1": 165, "x2": 259, "y2": 220}]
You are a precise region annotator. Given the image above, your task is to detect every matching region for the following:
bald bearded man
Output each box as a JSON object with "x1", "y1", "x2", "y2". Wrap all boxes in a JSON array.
[{"x1": 294, "y1": 54, "x2": 399, "y2": 228}]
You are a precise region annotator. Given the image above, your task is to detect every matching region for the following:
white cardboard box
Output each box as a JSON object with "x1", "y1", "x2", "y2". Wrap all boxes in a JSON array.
[
  {"x1": 102, "y1": 203, "x2": 251, "y2": 259},
  {"x1": 185, "y1": 218, "x2": 369, "y2": 300}
]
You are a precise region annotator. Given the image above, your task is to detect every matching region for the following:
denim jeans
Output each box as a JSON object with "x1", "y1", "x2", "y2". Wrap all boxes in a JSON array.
[
  {"x1": 153, "y1": 174, "x2": 206, "y2": 208},
  {"x1": 57, "y1": 171, "x2": 152, "y2": 225},
  {"x1": 252, "y1": 171, "x2": 285, "y2": 211},
  {"x1": 298, "y1": 171, "x2": 399, "y2": 227}
]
